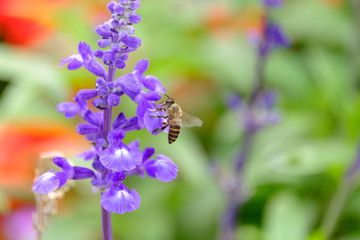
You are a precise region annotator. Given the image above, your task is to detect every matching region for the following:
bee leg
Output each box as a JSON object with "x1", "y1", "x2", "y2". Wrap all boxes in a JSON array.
[
  {"x1": 152, "y1": 123, "x2": 169, "y2": 134},
  {"x1": 151, "y1": 107, "x2": 166, "y2": 113},
  {"x1": 149, "y1": 115, "x2": 168, "y2": 119}
]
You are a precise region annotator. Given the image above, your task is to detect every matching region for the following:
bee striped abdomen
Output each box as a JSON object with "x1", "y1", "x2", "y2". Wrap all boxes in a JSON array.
[{"x1": 168, "y1": 125, "x2": 181, "y2": 144}]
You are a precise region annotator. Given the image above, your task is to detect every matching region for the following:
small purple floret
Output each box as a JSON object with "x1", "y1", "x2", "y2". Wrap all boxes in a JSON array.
[
  {"x1": 57, "y1": 102, "x2": 80, "y2": 118},
  {"x1": 100, "y1": 184, "x2": 141, "y2": 214},
  {"x1": 32, "y1": 171, "x2": 67, "y2": 195},
  {"x1": 145, "y1": 155, "x2": 178, "y2": 182}
]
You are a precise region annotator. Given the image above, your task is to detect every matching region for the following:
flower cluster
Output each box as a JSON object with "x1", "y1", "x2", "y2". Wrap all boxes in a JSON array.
[
  {"x1": 227, "y1": 91, "x2": 280, "y2": 133},
  {"x1": 247, "y1": 0, "x2": 290, "y2": 56},
  {"x1": 32, "y1": 0, "x2": 178, "y2": 215}
]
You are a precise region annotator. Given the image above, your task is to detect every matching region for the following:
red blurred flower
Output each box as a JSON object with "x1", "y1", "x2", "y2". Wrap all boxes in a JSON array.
[
  {"x1": 0, "y1": 0, "x2": 73, "y2": 46},
  {"x1": 0, "y1": 119, "x2": 87, "y2": 191}
]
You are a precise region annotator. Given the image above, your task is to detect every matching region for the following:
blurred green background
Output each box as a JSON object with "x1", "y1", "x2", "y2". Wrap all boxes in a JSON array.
[{"x1": 1, "y1": 0, "x2": 360, "y2": 239}]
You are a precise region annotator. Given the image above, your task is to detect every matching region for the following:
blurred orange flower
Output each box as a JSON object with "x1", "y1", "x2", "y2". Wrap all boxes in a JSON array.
[
  {"x1": 204, "y1": 2, "x2": 263, "y2": 40},
  {"x1": 0, "y1": 119, "x2": 87, "y2": 191},
  {"x1": 0, "y1": 0, "x2": 71, "y2": 46}
]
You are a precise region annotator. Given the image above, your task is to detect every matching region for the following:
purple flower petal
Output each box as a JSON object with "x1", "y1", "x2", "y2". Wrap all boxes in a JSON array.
[
  {"x1": 122, "y1": 117, "x2": 143, "y2": 131},
  {"x1": 76, "y1": 123, "x2": 101, "y2": 141},
  {"x1": 129, "y1": 14, "x2": 142, "y2": 24},
  {"x1": 58, "y1": 54, "x2": 83, "y2": 70},
  {"x1": 113, "y1": 112, "x2": 129, "y2": 129},
  {"x1": 78, "y1": 42, "x2": 94, "y2": 61},
  {"x1": 142, "y1": 147, "x2": 155, "y2": 161},
  {"x1": 145, "y1": 155, "x2": 178, "y2": 182},
  {"x1": 135, "y1": 91, "x2": 161, "y2": 105},
  {"x1": 133, "y1": 59, "x2": 149, "y2": 76},
  {"x1": 116, "y1": 74, "x2": 142, "y2": 100},
  {"x1": 72, "y1": 167, "x2": 95, "y2": 180},
  {"x1": 77, "y1": 148, "x2": 96, "y2": 161},
  {"x1": 92, "y1": 156, "x2": 106, "y2": 173},
  {"x1": 32, "y1": 171, "x2": 67, "y2": 194},
  {"x1": 94, "y1": 49, "x2": 105, "y2": 58},
  {"x1": 136, "y1": 104, "x2": 147, "y2": 119},
  {"x1": 100, "y1": 145, "x2": 142, "y2": 172},
  {"x1": 98, "y1": 38, "x2": 112, "y2": 48},
  {"x1": 141, "y1": 75, "x2": 166, "y2": 94},
  {"x1": 100, "y1": 184, "x2": 141, "y2": 214},
  {"x1": 83, "y1": 110, "x2": 102, "y2": 126},
  {"x1": 144, "y1": 110, "x2": 164, "y2": 135},
  {"x1": 108, "y1": 172, "x2": 126, "y2": 184},
  {"x1": 108, "y1": 128, "x2": 126, "y2": 146},
  {"x1": 57, "y1": 102, "x2": 80, "y2": 118},
  {"x1": 76, "y1": 89, "x2": 98, "y2": 101},
  {"x1": 107, "y1": 93, "x2": 121, "y2": 106},
  {"x1": 107, "y1": 1, "x2": 117, "y2": 12},
  {"x1": 85, "y1": 59, "x2": 107, "y2": 78},
  {"x1": 95, "y1": 25, "x2": 112, "y2": 38},
  {"x1": 102, "y1": 50, "x2": 116, "y2": 65},
  {"x1": 115, "y1": 59, "x2": 126, "y2": 69},
  {"x1": 121, "y1": 36, "x2": 142, "y2": 49},
  {"x1": 92, "y1": 98, "x2": 109, "y2": 110},
  {"x1": 130, "y1": 0, "x2": 141, "y2": 10},
  {"x1": 52, "y1": 157, "x2": 73, "y2": 176}
]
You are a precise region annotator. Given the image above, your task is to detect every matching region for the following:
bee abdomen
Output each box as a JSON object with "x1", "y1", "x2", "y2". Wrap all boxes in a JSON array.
[{"x1": 168, "y1": 125, "x2": 180, "y2": 144}]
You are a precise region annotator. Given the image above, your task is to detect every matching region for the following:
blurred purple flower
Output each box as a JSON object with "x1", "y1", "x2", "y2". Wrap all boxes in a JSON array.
[
  {"x1": 3, "y1": 207, "x2": 37, "y2": 240},
  {"x1": 259, "y1": 22, "x2": 291, "y2": 56},
  {"x1": 261, "y1": 0, "x2": 282, "y2": 8}
]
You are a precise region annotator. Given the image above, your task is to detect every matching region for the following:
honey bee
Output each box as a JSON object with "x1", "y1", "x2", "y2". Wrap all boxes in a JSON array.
[{"x1": 151, "y1": 96, "x2": 203, "y2": 144}]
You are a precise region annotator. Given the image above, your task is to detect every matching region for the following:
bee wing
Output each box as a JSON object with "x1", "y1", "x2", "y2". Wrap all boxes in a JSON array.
[{"x1": 180, "y1": 112, "x2": 203, "y2": 128}]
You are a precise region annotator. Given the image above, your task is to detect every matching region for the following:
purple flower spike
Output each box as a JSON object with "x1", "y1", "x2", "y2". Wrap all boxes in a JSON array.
[
  {"x1": 261, "y1": 0, "x2": 282, "y2": 8},
  {"x1": 100, "y1": 184, "x2": 141, "y2": 214},
  {"x1": 145, "y1": 155, "x2": 178, "y2": 182},
  {"x1": 51, "y1": 0, "x2": 180, "y2": 220},
  {"x1": 57, "y1": 102, "x2": 80, "y2": 118},
  {"x1": 32, "y1": 171, "x2": 67, "y2": 194},
  {"x1": 260, "y1": 22, "x2": 291, "y2": 56},
  {"x1": 100, "y1": 145, "x2": 142, "y2": 172}
]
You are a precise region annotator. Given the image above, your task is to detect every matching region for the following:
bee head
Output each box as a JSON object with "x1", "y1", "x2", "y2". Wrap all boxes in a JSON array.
[
  {"x1": 165, "y1": 98, "x2": 175, "y2": 105},
  {"x1": 160, "y1": 94, "x2": 175, "y2": 107}
]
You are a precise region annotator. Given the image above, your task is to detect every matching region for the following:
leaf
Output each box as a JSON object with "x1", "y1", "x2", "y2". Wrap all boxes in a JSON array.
[{"x1": 263, "y1": 191, "x2": 316, "y2": 240}]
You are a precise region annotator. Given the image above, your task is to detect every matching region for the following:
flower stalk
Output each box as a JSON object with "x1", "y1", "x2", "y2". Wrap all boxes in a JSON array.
[
  {"x1": 322, "y1": 138, "x2": 360, "y2": 239},
  {"x1": 219, "y1": 1, "x2": 290, "y2": 239}
]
